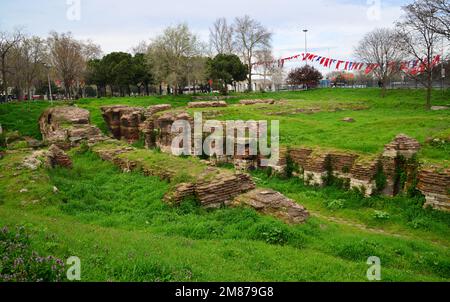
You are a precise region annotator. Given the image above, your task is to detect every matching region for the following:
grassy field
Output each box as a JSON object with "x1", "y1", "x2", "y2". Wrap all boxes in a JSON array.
[
  {"x1": 0, "y1": 88, "x2": 449, "y2": 281},
  {"x1": 1, "y1": 88, "x2": 449, "y2": 163},
  {"x1": 0, "y1": 148, "x2": 449, "y2": 281}
]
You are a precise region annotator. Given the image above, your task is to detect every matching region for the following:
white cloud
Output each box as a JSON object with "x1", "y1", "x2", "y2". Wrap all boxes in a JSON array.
[{"x1": 0, "y1": 0, "x2": 407, "y2": 60}]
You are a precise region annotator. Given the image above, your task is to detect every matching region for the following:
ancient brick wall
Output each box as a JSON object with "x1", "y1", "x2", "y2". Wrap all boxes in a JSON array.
[
  {"x1": 418, "y1": 167, "x2": 450, "y2": 211},
  {"x1": 39, "y1": 106, "x2": 106, "y2": 148},
  {"x1": 101, "y1": 106, "x2": 145, "y2": 143},
  {"x1": 239, "y1": 99, "x2": 275, "y2": 105},
  {"x1": 99, "y1": 105, "x2": 448, "y2": 211},
  {"x1": 187, "y1": 101, "x2": 227, "y2": 108}
]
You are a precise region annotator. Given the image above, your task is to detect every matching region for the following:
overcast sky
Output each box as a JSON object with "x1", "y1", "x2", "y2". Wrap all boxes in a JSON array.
[{"x1": 0, "y1": 0, "x2": 410, "y2": 68}]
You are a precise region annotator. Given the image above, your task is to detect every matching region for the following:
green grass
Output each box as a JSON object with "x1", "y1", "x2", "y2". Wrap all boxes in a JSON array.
[
  {"x1": 1, "y1": 89, "x2": 448, "y2": 162},
  {"x1": 0, "y1": 88, "x2": 449, "y2": 281},
  {"x1": 0, "y1": 148, "x2": 449, "y2": 281}
]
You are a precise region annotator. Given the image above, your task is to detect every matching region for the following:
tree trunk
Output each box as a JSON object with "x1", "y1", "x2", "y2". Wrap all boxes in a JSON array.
[
  {"x1": 381, "y1": 84, "x2": 386, "y2": 98},
  {"x1": 426, "y1": 71, "x2": 432, "y2": 110},
  {"x1": 1, "y1": 55, "x2": 7, "y2": 97},
  {"x1": 247, "y1": 63, "x2": 252, "y2": 92}
]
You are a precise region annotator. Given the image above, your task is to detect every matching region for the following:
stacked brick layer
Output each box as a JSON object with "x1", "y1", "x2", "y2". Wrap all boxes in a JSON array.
[{"x1": 418, "y1": 168, "x2": 450, "y2": 211}]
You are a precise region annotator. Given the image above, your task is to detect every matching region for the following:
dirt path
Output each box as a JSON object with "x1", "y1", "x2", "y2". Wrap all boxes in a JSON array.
[{"x1": 311, "y1": 212, "x2": 404, "y2": 238}]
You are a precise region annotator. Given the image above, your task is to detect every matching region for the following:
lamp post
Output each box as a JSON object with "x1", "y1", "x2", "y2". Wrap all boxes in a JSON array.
[
  {"x1": 44, "y1": 63, "x2": 53, "y2": 105},
  {"x1": 302, "y1": 29, "x2": 308, "y2": 66}
]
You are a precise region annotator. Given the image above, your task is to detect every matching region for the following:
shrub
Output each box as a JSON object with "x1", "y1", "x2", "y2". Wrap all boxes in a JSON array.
[
  {"x1": 374, "y1": 162, "x2": 387, "y2": 194},
  {"x1": 373, "y1": 210, "x2": 390, "y2": 220},
  {"x1": 326, "y1": 199, "x2": 345, "y2": 210},
  {"x1": 0, "y1": 226, "x2": 65, "y2": 282},
  {"x1": 332, "y1": 239, "x2": 379, "y2": 261},
  {"x1": 284, "y1": 150, "x2": 298, "y2": 178},
  {"x1": 249, "y1": 222, "x2": 292, "y2": 245}
]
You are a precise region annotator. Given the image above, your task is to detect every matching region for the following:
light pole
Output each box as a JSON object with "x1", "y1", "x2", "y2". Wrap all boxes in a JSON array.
[
  {"x1": 302, "y1": 29, "x2": 308, "y2": 66},
  {"x1": 302, "y1": 29, "x2": 308, "y2": 90},
  {"x1": 44, "y1": 63, "x2": 53, "y2": 105}
]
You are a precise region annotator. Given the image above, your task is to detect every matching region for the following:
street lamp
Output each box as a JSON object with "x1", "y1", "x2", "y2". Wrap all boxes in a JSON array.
[
  {"x1": 302, "y1": 29, "x2": 308, "y2": 65},
  {"x1": 44, "y1": 63, "x2": 53, "y2": 105}
]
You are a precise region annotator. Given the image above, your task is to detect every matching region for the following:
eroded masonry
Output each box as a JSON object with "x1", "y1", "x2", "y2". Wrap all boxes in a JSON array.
[
  {"x1": 38, "y1": 106, "x2": 310, "y2": 224},
  {"x1": 38, "y1": 104, "x2": 450, "y2": 213}
]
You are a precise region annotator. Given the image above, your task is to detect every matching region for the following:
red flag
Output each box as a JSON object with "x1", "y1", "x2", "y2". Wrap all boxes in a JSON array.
[{"x1": 364, "y1": 64, "x2": 374, "y2": 74}]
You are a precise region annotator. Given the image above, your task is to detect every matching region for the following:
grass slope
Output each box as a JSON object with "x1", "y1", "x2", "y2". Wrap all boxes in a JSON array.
[{"x1": 0, "y1": 149, "x2": 449, "y2": 281}]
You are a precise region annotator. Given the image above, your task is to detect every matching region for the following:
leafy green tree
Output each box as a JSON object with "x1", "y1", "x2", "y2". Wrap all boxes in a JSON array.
[
  {"x1": 207, "y1": 53, "x2": 247, "y2": 94},
  {"x1": 132, "y1": 53, "x2": 153, "y2": 95},
  {"x1": 101, "y1": 52, "x2": 134, "y2": 96},
  {"x1": 86, "y1": 58, "x2": 108, "y2": 97}
]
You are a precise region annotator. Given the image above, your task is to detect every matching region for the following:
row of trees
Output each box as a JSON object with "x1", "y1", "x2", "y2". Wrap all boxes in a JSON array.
[
  {"x1": 0, "y1": 0, "x2": 448, "y2": 103},
  {"x1": 84, "y1": 16, "x2": 273, "y2": 97},
  {"x1": 354, "y1": 0, "x2": 449, "y2": 108},
  {"x1": 86, "y1": 52, "x2": 152, "y2": 97},
  {"x1": 0, "y1": 30, "x2": 101, "y2": 100}
]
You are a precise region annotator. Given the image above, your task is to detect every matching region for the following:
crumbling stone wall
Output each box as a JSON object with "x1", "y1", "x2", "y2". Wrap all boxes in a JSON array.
[
  {"x1": 380, "y1": 134, "x2": 421, "y2": 196},
  {"x1": 39, "y1": 106, "x2": 106, "y2": 148},
  {"x1": 47, "y1": 144, "x2": 73, "y2": 168},
  {"x1": 349, "y1": 159, "x2": 379, "y2": 196},
  {"x1": 187, "y1": 101, "x2": 227, "y2": 108},
  {"x1": 91, "y1": 142, "x2": 308, "y2": 223},
  {"x1": 302, "y1": 151, "x2": 329, "y2": 186},
  {"x1": 99, "y1": 105, "x2": 448, "y2": 211},
  {"x1": 285, "y1": 135, "x2": 422, "y2": 197},
  {"x1": 417, "y1": 167, "x2": 450, "y2": 211},
  {"x1": 239, "y1": 99, "x2": 275, "y2": 105},
  {"x1": 101, "y1": 104, "x2": 173, "y2": 145},
  {"x1": 151, "y1": 112, "x2": 194, "y2": 153},
  {"x1": 101, "y1": 106, "x2": 145, "y2": 142},
  {"x1": 232, "y1": 188, "x2": 309, "y2": 224}
]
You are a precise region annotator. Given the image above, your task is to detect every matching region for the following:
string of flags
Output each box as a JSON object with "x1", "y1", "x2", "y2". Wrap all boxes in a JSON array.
[{"x1": 253, "y1": 52, "x2": 441, "y2": 76}]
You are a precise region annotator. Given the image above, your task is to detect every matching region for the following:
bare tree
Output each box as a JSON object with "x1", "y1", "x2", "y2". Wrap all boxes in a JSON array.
[
  {"x1": 423, "y1": 0, "x2": 450, "y2": 39},
  {"x1": 0, "y1": 29, "x2": 22, "y2": 97},
  {"x1": 354, "y1": 28, "x2": 404, "y2": 97},
  {"x1": 253, "y1": 49, "x2": 276, "y2": 91},
  {"x1": 209, "y1": 18, "x2": 234, "y2": 55},
  {"x1": 233, "y1": 15, "x2": 272, "y2": 91},
  {"x1": 13, "y1": 36, "x2": 47, "y2": 100},
  {"x1": 47, "y1": 32, "x2": 100, "y2": 98},
  {"x1": 147, "y1": 24, "x2": 203, "y2": 95},
  {"x1": 131, "y1": 41, "x2": 149, "y2": 55},
  {"x1": 79, "y1": 40, "x2": 102, "y2": 97},
  {"x1": 397, "y1": 0, "x2": 441, "y2": 109}
]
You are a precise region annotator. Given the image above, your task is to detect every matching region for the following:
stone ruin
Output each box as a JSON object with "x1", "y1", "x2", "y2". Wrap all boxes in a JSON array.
[
  {"x1": 187, "y1": 101, "x2": 228, "y2": 108},
  {"x1": 192, "y1": 95, "x2": 234, "y2": 101},
  {"x1": 239, "y1": 99, "x2": 276, "y2": 105},
  {"x1": 417, "y1": 167, "x2": 450, "y2": 212},
  {"x1": 39, "y1": 106, "x2": 106, "y2": 148},
  {"x1": 100, "y1": 105, "x2": 145, "y2": 142},
  {"x1": 22, "y1": 144, "x2": 73, "y2": 170},
  {"x1": 98, "y1": 105, "x2": 449, "y2": 212},
  {"x1": 281, "y1": 135, "x2": 423, "y2": 197},
  {"x1": 232, "y1": 188, "x2": 309, "y2": 224},
  {"x1": 100, "y1": 104, "x2": 172, "y2": 144},
  {"x1": 46, "y1": 144, "x2": 73, "y2": 168},
  {"x1": 91, "y1": 142, "x2": 308, "y2": 222}
]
